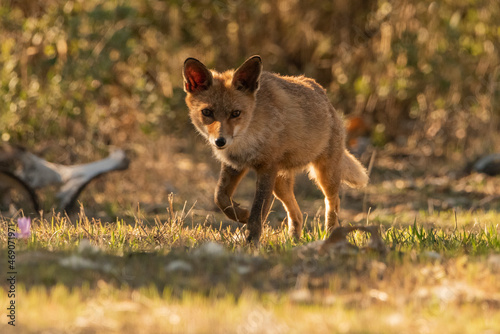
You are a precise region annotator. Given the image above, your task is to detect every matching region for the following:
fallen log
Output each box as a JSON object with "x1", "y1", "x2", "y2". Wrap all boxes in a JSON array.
[
  {"x1": 0, "y1": 170, "x2": 40, "y2": 212},
  {"x1": 0, "y1": 144, "x2": 129, "y2": 212},
  {"x1": 320, "y1": 225, "x2": 387, "y2": 254}
]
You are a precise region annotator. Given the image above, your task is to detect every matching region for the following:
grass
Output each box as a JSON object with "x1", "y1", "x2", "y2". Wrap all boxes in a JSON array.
[
  {"x1": 2, "y1": 140, "x2": 500, "y2": 333},
  {"x1": 2, "y1": 0, "x2": 500, "y2": 331},
  {"x1": 1, "y1": 200, "x2": 500, "y2": 333},
  {"x1": 1, "y1": 284, "x2": 499, "y2": 333}
]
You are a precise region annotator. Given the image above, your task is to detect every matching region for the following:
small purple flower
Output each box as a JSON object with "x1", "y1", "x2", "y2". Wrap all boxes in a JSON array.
[{"x1": 15, "y1": 217, "x2": 31, "y2": 238}]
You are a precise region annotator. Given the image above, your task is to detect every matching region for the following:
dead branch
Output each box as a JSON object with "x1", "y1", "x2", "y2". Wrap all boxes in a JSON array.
[
  {"x1": 0, "y1": 144, "x2": 129, "y2": 212},
  {"x1": 320, "y1": 225, "x2": 387, "y2": 254}
]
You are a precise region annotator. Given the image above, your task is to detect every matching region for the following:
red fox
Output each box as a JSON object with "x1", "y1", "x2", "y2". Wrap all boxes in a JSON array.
[{"x1": 183, "y1": 55, "x2": 368, "y2": 243}]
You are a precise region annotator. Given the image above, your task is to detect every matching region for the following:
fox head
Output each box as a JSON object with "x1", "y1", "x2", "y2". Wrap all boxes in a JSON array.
[{"x1": 183, "y1": 56, "x2": 262, "y2": 151}]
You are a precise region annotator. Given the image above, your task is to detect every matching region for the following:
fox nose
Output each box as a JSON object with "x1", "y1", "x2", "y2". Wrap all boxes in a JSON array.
[{"x1": 215, "y1": 137, "x2": 226, "y2": 148}]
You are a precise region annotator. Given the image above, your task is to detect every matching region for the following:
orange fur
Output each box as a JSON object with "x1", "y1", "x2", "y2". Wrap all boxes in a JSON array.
[{"x1": 183, "y1": 56, "x2": 368, "y2": 242}]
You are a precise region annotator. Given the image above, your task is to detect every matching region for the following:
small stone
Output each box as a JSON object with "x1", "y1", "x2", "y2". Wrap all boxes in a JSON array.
[
  {"x1": 194, "y1": 242, "x2": 226, "y2": 257},
  {"x1": 164, "y1": 260, "x2": 193, "y2": 272},
  {"x1": 487, "y1": 254, "x2": 500, "y2": 271},
  {"x1": 421, "y1": 250, "x2": 442, "y2": 260},
  {"x1": 236, "y1": 265, "x2": 252, "y2": 275},
  {"x1": 77, "y1": 239, "x2": 100, "y2": 254}
]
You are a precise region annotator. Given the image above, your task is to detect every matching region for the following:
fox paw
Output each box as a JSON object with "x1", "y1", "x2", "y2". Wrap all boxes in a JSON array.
[
  {"x1": 245, "y1": 226, "x2": 261, "y2": 245},
  {"x1": 223, "y1": 203, "x2": 249, "y2": 223}
]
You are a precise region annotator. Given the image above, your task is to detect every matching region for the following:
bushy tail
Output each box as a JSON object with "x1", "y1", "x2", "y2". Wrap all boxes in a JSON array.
[{"x1": 341, "y1": 150, "x2": 369, "y2": 188}]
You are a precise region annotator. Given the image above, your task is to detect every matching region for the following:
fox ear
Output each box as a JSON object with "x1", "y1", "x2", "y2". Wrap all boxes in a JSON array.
[
  {"x1": 232, "y1": 55, "x2": 262, "y2": 93},
  {"x1": 183, "y1": 58, "x2": 213, "y2": 93}
]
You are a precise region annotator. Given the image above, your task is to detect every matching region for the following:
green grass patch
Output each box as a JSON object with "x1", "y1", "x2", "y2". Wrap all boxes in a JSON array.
[{"x1": 1, "y1": 207, "x2": 500, "y2": 333}]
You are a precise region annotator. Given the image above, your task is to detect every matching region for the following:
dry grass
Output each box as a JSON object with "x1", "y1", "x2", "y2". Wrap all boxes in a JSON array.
[
  {"x1": 1, "y1": 191, "x2": 500, "y2": 333},
  {"x1": 2, "y1": 134, "x2": 500, "y2": 333},
  {"x1": 1, "y1": 282, "x2": 499, "y2": 334},
  {"x1": 2, "y1": 1, "x2": 500, "y2": 332}
]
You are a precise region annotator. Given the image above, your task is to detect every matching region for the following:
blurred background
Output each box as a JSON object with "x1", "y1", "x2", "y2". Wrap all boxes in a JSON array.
[{"x1": 1, "y1": 0, "x2": 499, "y2": 222}]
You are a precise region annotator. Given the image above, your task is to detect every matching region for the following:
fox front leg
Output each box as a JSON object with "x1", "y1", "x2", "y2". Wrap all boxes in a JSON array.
[
  {"x1": 246, "y1": 167, "x2": 278, "y2": 243},
  {"x1": 214, "y1": 164, "x2": 249, "y2": 223}
]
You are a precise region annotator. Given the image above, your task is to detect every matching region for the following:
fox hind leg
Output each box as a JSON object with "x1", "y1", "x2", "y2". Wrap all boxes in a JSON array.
[
  {"x1": 273, "y1": 172, "x2": 303, "y2": 239},
  {"x1": 310, "y1": 155, "x2": 342, "y2": 232}
]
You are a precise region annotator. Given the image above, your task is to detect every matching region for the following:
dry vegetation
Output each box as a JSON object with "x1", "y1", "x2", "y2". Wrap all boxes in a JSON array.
[
  {"x1": 1, "y1": 202, "x2": 500, "y2": 333},
  {"x1": 1, "y1": 0, "x2": 500, "y2": 333}
]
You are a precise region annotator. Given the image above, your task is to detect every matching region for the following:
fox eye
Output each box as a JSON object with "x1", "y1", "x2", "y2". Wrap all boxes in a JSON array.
[
  {"x1": 231, "y1": 110, "x2": 241, "y2": 118},
  {"x1": 201, "y1": 108, "x2": 213, "y2": 117}
]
